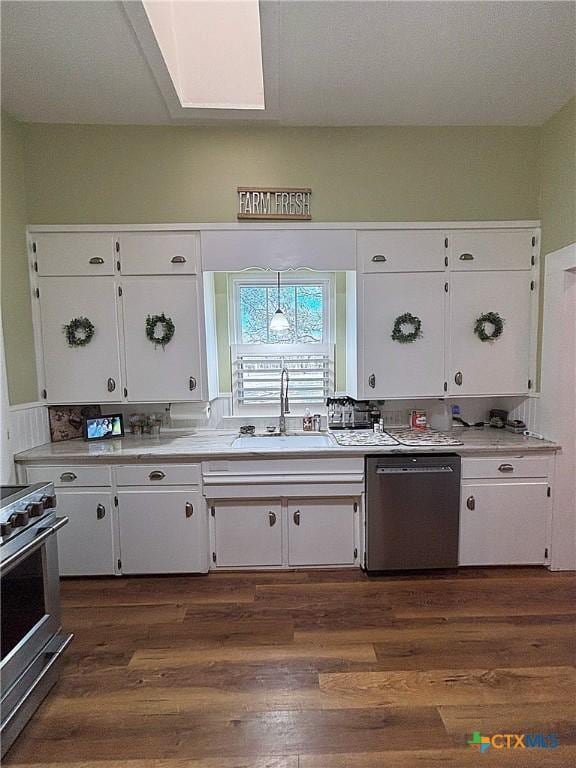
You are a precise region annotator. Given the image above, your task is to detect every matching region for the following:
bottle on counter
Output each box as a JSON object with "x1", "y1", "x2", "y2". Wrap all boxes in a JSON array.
[
  {"x1": 303, "y1": 408, "x2": 313, "y2": 431},
  {"x1": 312, "y1": 414, "x2": 322, "y2": 432}
]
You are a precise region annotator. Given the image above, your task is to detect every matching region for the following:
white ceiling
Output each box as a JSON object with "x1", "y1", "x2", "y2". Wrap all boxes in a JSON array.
[{"x1": 2, "y1": 0, "x2": 575, "y2": 127}]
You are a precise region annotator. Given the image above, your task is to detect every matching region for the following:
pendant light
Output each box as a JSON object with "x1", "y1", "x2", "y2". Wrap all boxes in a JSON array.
[{"x1": 269, "y1": 271, "x2": 290, "y2": 332}]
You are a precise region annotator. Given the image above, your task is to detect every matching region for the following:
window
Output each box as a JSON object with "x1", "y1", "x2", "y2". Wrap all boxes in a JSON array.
[{"x1": 231, "y1": 275, "x2": 334, "y2": 411}]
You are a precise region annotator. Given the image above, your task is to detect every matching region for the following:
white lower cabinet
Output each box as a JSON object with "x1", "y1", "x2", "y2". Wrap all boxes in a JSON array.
[
  {"x1": 55, "y1": 488, "x2": 116, "y2": 576},
  {"x1": 118, "y1": 488, "x2": 208, "y2": 574},
  {"x1": 288, "y1": 498, "x2": 357, "y2": 566},
  {"x1": 212, "y1": 500, "x2": 283, "y2": 567},
  {"x1": 459, "y1": 480, "x2": 549, "y2": 566}
]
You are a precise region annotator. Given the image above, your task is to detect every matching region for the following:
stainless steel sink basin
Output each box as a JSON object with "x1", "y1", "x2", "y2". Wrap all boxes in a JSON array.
[{"x1": 232, "y1": 434, "x2": 334, "y2": 449}]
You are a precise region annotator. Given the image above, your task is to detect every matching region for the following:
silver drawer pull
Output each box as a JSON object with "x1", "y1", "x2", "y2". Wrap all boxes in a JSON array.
[
  {"x1": 107, "y1": 377, "x2": 116, "y2": 392},
  {"x1": 459, "y1": 253, "x2": 474, "y2": 261},
  {"x1": 60, "y1": 472, "x2": 77, "y2": 483},
  {"x1": 293, "y1": 510, "x2": 301, "y2": 526},
  {"x1": 268, "y1": 511, "x2": 277, "y2": 527},
  {"x1": 466, "y1": 495, "x2": 476, "y2": 511},
  {"x1": 498, "y1": 463, "x2": 514, "y2": 473},
  {"x1": 89, "y1": 257, "x2": 105, "y2": 265},
  {"x1": 149, "y1": 470, "x2": 166, "y2": 481},
  {"x1": 171, "y1": 255, "x2": 187, "y2": 264},
  {"x1": 185, "y1": 502, "x2": 194, "y2": 518},
  {"x1": 96, "y1": 503, "x2": 106, "y2": 520},
  {"x1": 371, "y1": 254, "x2": 387, "y2": 263}
]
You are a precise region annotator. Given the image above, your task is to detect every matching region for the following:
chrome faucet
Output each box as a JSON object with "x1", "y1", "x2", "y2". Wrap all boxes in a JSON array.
[{"x1": 279, "y1": 367, "x2": 290, "y2": 434}]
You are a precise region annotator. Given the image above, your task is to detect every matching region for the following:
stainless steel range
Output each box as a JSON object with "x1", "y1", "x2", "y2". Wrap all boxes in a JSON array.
[{"x1": 0, "y1": 483, "x2": 72, "y2": 757}]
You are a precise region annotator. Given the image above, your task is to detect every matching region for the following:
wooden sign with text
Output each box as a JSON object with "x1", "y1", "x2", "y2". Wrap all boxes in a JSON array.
[{"x1": 237, "y1": 187, "x2": 311, "y2": 220}]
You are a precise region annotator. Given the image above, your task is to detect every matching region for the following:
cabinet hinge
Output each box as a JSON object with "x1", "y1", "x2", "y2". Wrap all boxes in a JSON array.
[
  {"x1": 212, "y1": 552, "x2": 217, "y2": 563},
  {"x1": 123, "y1": 387, "x2": 128, "y2": 398},
  {"x1": 32, "y1": 241, "x2": 37, "y2": 254},
  {"x1": 118, "y1": 286, "x2": 122, "y2": 297},
  {"x1": 444, "y1": 255, "x2": 448, "y2": 267},
  {"x1": 547, "y1": 487, "x2": 551, "y2": 497},
  {"x1": 531, "y1": 236, "x2": 536, "y2": 247},
  {"x1": 528, "y1": 379, "x2": 533, "y2": 390},
  {"x1": 444, "y1": 237, "x2": 448, "y2": 248},
  {"x1": 531, "y1": 254, "x2": 535, "y2": 267},
  {"x1": 117, "y1": 558, "x2": 122, "y2": 570},
  {"x1": 444, "y1": 282, "x2": 449, "y2": 293},
  {"x1": 530, "y1": 280, "x2": 535, "y2": 291},
  {"x1": 115, "y1": 240, "x2": 120, "y2": 253},
  {"x1": 116, "y1": 260, "x2": 121, "y2": 272},
  {"x1": 33, "y1": 260, "x2": 38, "y2": 273},
  {"x1": 544, "y1": 547, "x2": 549, "y2": 559},
  {"x1": 353, "y1": 501, "x2": 358, "y2": 513},
  {"x1": 354, "y1": 547, "x2": 358, "y2": 559},
  {"x1": 35, "y1": 287, "x2": 40, "y2": 299},
  {"x1": 114, "y1": 495, "x2": 118, "y2": 506},
  {"x1": 211, "y1": 506, "x2": 215, "y2": 517},
  {"x1": 443, "y1": 381, "x2": 448, "y2": 392},
  {"x1": 41, "y1": 389, "x2": 47, "y2": 400}
]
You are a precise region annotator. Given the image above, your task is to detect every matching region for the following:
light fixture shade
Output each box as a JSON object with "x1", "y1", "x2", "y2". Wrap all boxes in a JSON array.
[{"x1": 270, "y1": 308, "x2": 290, "y2": 332}]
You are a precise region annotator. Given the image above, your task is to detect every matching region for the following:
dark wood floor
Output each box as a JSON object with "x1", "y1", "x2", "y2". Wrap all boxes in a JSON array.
[{"x1": 5, "y1": 567, "x2": 576, "y2": 767}]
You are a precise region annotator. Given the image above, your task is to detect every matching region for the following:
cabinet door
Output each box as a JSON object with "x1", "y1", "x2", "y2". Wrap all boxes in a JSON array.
[
  {"x1": 122, "y1": 277, "x2": 204, "y2": 401},
  {"x1": 358, "y1": 231, "x2": 447, "y2": 273},
  {"x1": 118, "y1": 489, "x2": 208, "y2": 574},
  {"x1": 449, "y1": 230, "x2": 534, "y2": 271},
  {"x1": 119, "y1": 233, "x2": 199, "y2": 275},
  {"x1": 288, "y1": 498, "x2": 356, "y2": 566},
  {"x1": 448, "y1": 271, "x2": 532, "y2": 395},
  {"x1": 56, "y1": 489, "x2": 116, "y2": 575},
  {"x1": 34, "y1": 233, "x2": 116, "y2": 276},
  {"x1": 39, "y1": 277, "x2": 122, "y2": 403},
  {"x1": 213, "y1": 500, "x2": 282, "y2": 567},
  {"x1": 459, "y1": 481, "x2": 548, "y2": 566},
  {"x1": 359, "y1": 272, "x2": 446, "y2": 398}
]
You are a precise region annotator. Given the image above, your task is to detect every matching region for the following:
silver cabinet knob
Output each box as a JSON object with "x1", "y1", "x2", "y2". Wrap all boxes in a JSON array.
[
  {"x1": 107, "y1": 377, "x2": 116, "y2": 392},
  {"x1": 171, "y1": 255, "x2": 186, "y2": 264},
  {"x1": 454, "y1": 371, "x2": 463, "y2": 386},
  {"x1": 498, "y1": 463, "x2": 514, "y2": 473},
  {"x1": 268, "y1": 511, "x2": 277, "y2": 527},
  {"x1": 185, "y1": 502, "x2": 194, "y2": 518},
  {"x1": 149, "y1": 470, "x2": 166, "y2": 481},
  {"x1": 60, "y1": 472, "x2": 77, "y2": 482},
  {"x1": 189, "y1": 377, "x2": 197, "y2": 391},
  {"x1": 293, "y1": 510, "x2": 301, "y2": 526},
  {"x1": 466, "y1": 495, "x2": 476, "y2": 511},
  {"x1": 96, "y1": 503, "x2": 106, "y2": 520},
  {"x1": 368, "y1": 374, "x2": 376, "y2": 389},
  {"x1": 371, "y1": 254, "x2": 387, "y2": 263},
  {"x1": 89, "y1": 257, "x2": 105, "y2": 265}
]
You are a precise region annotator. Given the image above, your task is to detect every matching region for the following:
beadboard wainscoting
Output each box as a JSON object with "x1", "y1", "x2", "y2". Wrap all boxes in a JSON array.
[{"x1": 8, "y1": 401, "x2": 50, "y2": 455}]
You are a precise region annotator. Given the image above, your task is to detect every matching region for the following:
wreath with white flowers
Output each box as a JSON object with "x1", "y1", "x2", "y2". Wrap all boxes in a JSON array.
[
  {"x1": 63, "y1": 317, "x2": 95, "y2": 347},
  {"x1": 145, "y1": 313, "x2": 175, "y2": 349},
  {"x1": 474, "y1": 312, "x2": 505, "y2": 342},
  {"x1": 391, "y1": 312, "x2": 423, "y2": 343}
]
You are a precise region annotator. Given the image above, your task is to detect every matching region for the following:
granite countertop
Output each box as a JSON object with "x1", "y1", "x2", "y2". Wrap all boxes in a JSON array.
[{"x1": 14, "y1": 427, "x2": 558, "y2": 465}]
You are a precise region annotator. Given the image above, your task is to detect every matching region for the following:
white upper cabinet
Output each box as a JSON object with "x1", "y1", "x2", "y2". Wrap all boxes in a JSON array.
[
  {"x1": 121, "y1": 276, "x2": 205, "y2": 402},
  {"x1": 359, "y1": 272, "x2": 446, "y2": 398},
  {"x1": 358, "y1": 230, "x2": 447, "y2": 273},
  {"x1": 448, "y1": 271, "x2": 532, "y2": 395},
  {"x1": 33, "y1": 233, "x2": 116, "y2": 276},
  {"x1": 119, "y1": 232, "x2": 200, "y2": 275},
  {"x1": 38, "y1": 277, "x2": 122, "y2": 403},
  {"x1": 449, "y1": 230, "x2": 535, "y2": 271}
]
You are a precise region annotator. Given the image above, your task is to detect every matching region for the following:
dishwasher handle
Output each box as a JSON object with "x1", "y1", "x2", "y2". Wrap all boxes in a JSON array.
[{"x1": 375, "y1": 466, "x2": 454, "y2": 475}]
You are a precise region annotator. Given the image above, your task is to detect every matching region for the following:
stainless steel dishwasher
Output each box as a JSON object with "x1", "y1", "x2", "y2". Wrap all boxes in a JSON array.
[{"x1": 365, "y1": 454, "x2": 461, "y2": 572}]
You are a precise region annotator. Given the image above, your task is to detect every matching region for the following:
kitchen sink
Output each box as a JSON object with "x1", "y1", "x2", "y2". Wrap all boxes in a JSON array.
[{"x1": 232, "y1": 434, "x2": 335, "y2": 449}]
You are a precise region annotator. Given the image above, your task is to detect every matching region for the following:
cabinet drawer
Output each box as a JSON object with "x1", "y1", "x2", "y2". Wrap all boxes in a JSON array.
[
  {"x1": 449, "y1": 230, "x2": 534, "y2": 271},
  {"x1": 358, "y1": 231, "x2": 446, "y2": 272},
  {"x1": 115, "y1": 464, "x2": 202, "y2": 486},
  {"x1": 26, "y1": 465, "x2": 112, "y2": 487},
  {"x1": 119, "y1": 233, "x2": 200, "y2": 275},
  {"x1": 462, "y1": 456, "x2": 550, "y2": 479},
  {"x1": 33, "y1": 233, "x2": 116, "y2": 276}
]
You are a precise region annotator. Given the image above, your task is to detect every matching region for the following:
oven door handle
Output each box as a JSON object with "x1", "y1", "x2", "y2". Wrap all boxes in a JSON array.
[{"x1": 0, "y1": 517, "x2": 69, "y2": 573}]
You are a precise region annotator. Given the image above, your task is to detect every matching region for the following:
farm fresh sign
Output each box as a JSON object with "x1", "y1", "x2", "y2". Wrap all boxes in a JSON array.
[{"x1": 237, "y1": 187, "x2": 311, "y2": 220}]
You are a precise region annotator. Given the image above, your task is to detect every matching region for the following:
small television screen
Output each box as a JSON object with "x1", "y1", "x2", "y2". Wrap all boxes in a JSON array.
[{"x1": 84, "y1": 414, "x2": 124, "y2": 441}]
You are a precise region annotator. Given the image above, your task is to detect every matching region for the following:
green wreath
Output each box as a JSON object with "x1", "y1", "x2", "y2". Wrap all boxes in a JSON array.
[
  {"x1": 474, "y1": 311, "x2": 505, "y2": 342},
  {"x1": 146, "y1": 313, "x2": 175, "y2": 349},
  {"x1": 63, "y1": 317, "x2": 95, "y2": 347},
  {"x1": 391, "y1": 312, "x2": 423, "y2": 343}
]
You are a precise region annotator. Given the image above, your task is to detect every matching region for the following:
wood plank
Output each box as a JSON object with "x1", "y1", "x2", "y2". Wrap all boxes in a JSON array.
[{"x1": 9, "y1": 760, "x2": 298, "y2": 768}]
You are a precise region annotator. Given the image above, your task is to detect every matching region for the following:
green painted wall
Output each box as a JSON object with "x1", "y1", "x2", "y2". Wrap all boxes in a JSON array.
[
  {"x1": 22, "y1": 124, "x2": 541, "y2": 224},
  {"x1": 540, "y1": 97, "x2": 576, "y2": 256},
  {"x1": 1, "y1": 112, "x2": 37, "y2": 404}
]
